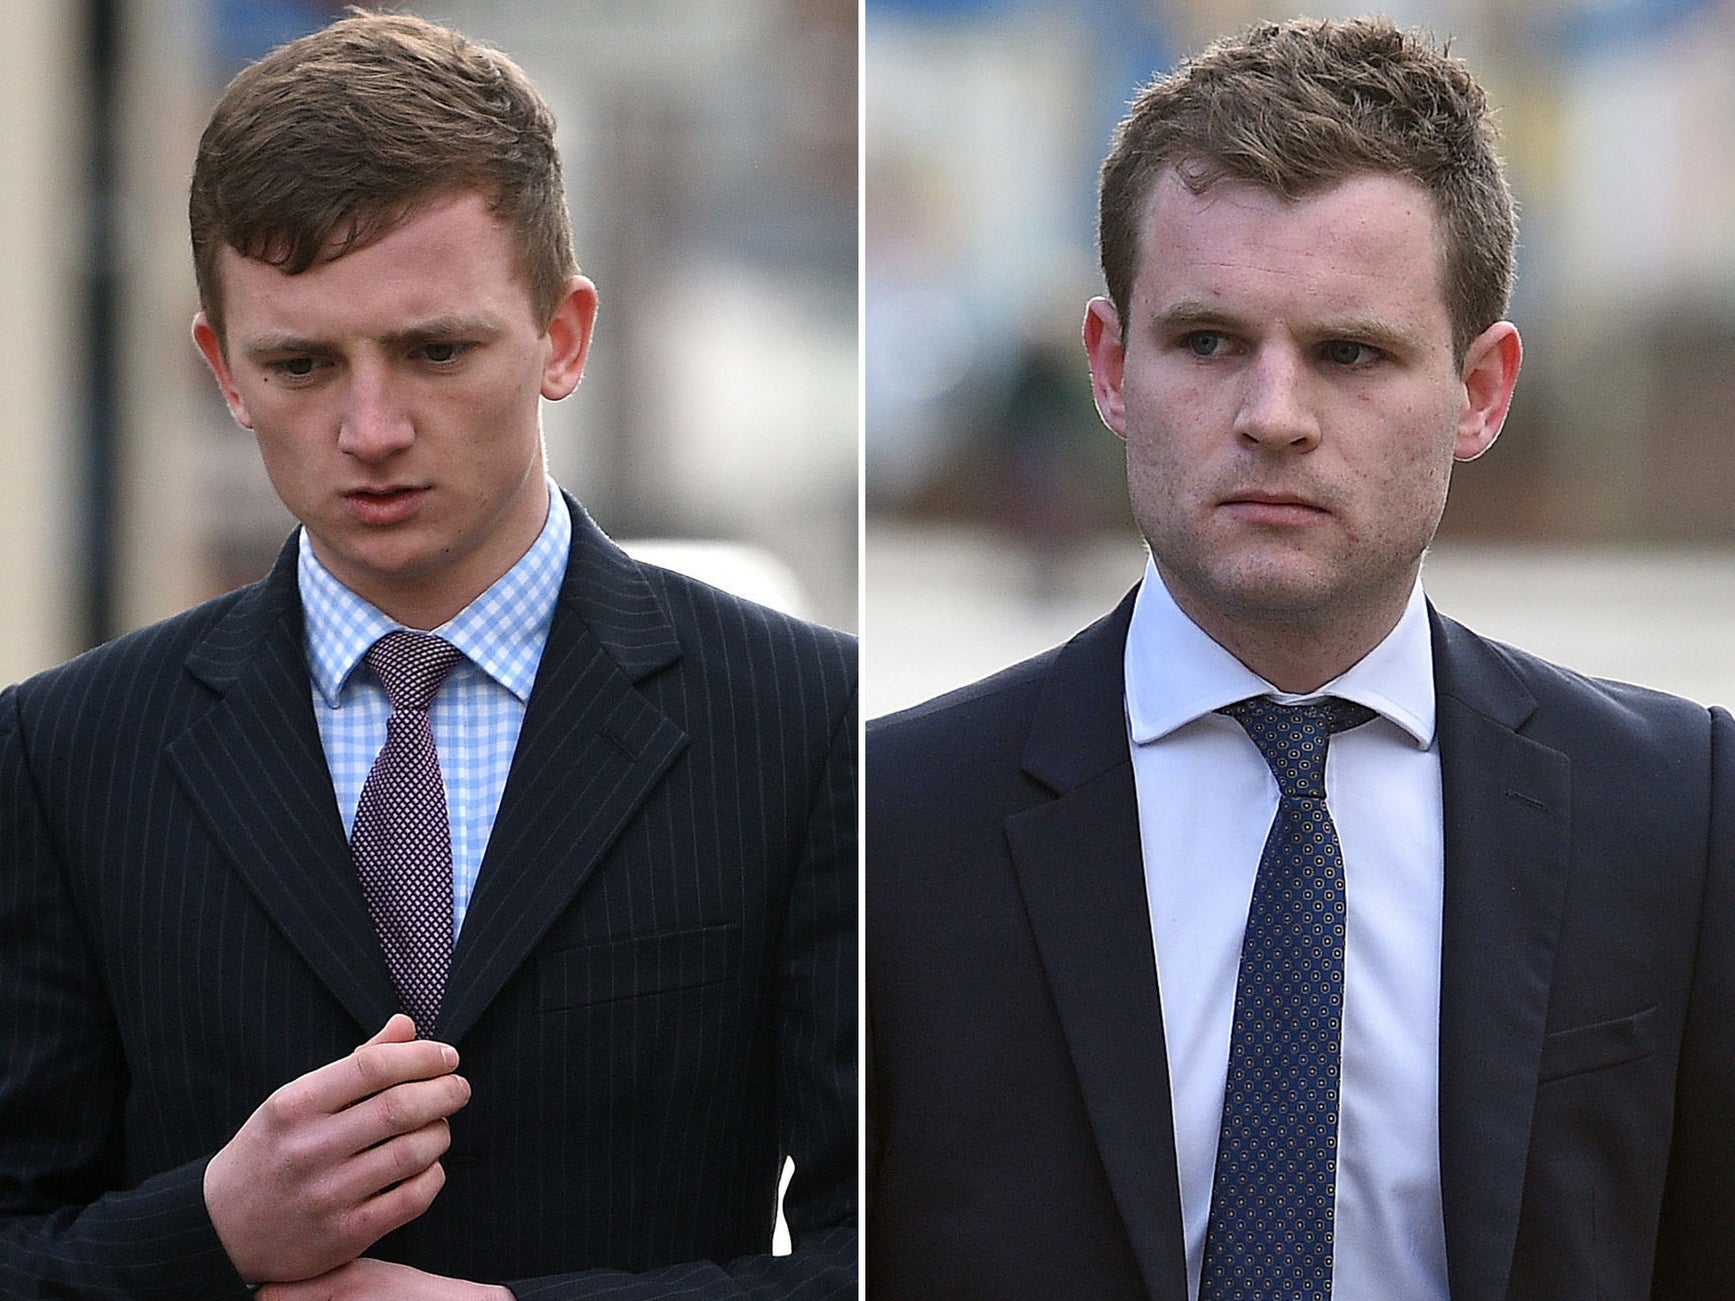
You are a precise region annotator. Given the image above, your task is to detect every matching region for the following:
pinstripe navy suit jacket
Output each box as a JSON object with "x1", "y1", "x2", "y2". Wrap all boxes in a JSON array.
[{"x1": 0, "y1": 499, "x2": 857, "y2": 1298}]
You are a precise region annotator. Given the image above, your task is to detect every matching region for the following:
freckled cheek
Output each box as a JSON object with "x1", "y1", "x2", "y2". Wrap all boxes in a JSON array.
[
  {"x1": 1125, "y1": 440, "x2": 1207, "y2": 531},
  {"x1": 449, "y1": 364, "x2": 537, "y2": 422},
  {"x1": 245, "y1": 379, "x2": 345, "y2": 432},
  {"x1": 1367, "y1": 440, "x2": 1456, "y2": 541},
  {"x1": 1130, "y1": 365, "x2": 1215, "y2": 413}
]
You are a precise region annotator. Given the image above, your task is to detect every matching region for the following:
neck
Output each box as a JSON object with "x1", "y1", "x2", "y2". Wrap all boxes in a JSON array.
[
  {"x1": 1159, "y1": 574, "x2": 1412, "y2": 695},
  {"x1": 1213, "y1": 628, "x2": 1384, "y2": 696},
  {"x1": 316, "y1": 532, "x2": 527, "y2": 633}
]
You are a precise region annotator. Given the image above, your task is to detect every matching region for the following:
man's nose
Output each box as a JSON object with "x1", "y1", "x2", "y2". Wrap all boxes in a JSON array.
[
  {"x1": 1233, "y1": 346, "x2": 1321, "y2": 451},
  {"x1": 336, "y1": 365, "x2": 414, "y2": 460}
]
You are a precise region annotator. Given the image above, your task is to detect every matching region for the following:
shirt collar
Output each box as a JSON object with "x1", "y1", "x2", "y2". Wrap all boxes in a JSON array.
[
  {"x1": 1123, "y1": 554, "x2": 1436, "y2": 749},
  {"x1": 299, "y1": 479, "x2": 570, "y2": 708}
]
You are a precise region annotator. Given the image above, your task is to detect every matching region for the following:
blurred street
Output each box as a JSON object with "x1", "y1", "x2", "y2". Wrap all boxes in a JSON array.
[
  {"x1": 866, "y1": 523, "x2": 1735, "y2": 719},
  {"x1": 866, "y1": 0, "x2": 1735, "y2": 725},
  {"x1": 0, "y1": 0, "x2": 858, "y2": 685}
]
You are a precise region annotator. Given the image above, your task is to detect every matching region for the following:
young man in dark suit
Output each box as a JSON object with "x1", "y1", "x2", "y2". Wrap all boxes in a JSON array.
[
  {"x1": 868, "y1": 18, "x2": 1733, "y2": 1299},
  {"x1": 0, "y1": 13, "x2": 855, "y2": 1298}
]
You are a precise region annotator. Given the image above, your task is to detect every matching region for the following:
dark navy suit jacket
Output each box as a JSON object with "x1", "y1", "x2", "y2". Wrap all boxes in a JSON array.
[
  {"x1": 868, "y1": 589, "x2": 1734, "y2": 1299},
  {"x1": 0, "y1": 499, "x2": 857, "y2": 1298}
]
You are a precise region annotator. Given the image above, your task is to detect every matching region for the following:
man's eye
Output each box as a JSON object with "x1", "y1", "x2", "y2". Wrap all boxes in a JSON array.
[
  {"x1": 421, "y1": 342, "x2": 464, "y2": 364},
  {"x1": 1324, "y1": 340, "x2": 1376, "y2": 366},
  {"x1": 265, "y1": 356, "x2": 323, "y2": 380},
  {"x1": 1185, "y1": 332, "x2": 1225, "y2": 358}
]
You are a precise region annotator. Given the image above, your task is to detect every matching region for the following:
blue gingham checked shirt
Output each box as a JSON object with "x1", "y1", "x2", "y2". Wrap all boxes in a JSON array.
[{"x1": 298, "y1": 481, "x2": 570, "y2": 937}]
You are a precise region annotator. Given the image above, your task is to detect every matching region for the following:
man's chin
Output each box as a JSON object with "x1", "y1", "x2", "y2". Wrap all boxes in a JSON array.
[
  {"x1": 311, "y1": 536, "x2": 447, "y2": 596},
  {"x1": 1163, "y1": 554, "x2": 1406, "y2": 631}
]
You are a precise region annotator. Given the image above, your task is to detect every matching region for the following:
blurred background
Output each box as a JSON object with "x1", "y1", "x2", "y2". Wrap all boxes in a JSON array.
[
  {"x1": 0, "y1": 0, "x2": 858, "y2": 686},
  {"x1": 865, "y1": 0, "x2": 1735, "y2": 715}
]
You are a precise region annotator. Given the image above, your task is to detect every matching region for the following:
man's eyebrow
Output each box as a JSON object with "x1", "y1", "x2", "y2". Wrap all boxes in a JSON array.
[
  {"x1": 1149, "y1": 299, "x2": 1242, "y2": 334},
  {"x1": 238, "y1": 333, "x2": 325, "y2": 362},
  {"x1": 379, "y1": 315, "x2": 505, "y2": 348},
  {"x1": 236, "y1": 316, "x2": 506, "y2": 362},
  {"x1": 1148, "y1": 299, "x2": 1419, "y2": 352},
  {"x1": 1307, "y1": 315, "x2": 1418, "y2": 353}
]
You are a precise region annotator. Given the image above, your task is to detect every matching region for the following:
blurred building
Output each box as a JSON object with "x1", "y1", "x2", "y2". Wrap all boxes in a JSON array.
[
  {"x1": 0, "y1": 0, "x2": 858, "y2": 686},
  {"x1": 0, "y1": 3, "x2": 84, "y2": 681},
  {"x1": 866, "y1": 0, "x2": 1735, "y2": 548}
]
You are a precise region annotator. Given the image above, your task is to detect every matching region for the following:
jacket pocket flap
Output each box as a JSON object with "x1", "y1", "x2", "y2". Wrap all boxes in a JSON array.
[
  {"x1": 538, "y1": 923, "x2": 739, "y2": 1010},
  {"x1": 1538, "y1": 1005, "x2": 1658, "y2": 1083}
]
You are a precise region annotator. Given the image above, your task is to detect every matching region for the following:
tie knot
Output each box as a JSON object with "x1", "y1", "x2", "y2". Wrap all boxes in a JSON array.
[
  {"x1": 1218, "y1": 695, "x2": 1376, "y2": 799},
  {"x1": 365, "y1": 631, "x2": 461, "y2": 713}
]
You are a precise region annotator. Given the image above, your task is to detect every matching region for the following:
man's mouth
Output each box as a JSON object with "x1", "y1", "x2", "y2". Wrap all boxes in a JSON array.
[
  {"x1": 344, "y1": 485, "x2": 428, "y2": 523},
  {"x1": 1220, "y1": 490, "x2": 1330, "y2": 523},
  {"x1": 348, "y1": 484, "x2": 422, "y2": 499}
]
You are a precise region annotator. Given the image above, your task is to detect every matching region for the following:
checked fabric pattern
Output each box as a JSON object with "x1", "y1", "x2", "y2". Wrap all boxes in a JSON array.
[
  {"x1": 1200, "y1": 695, "x2": 1377, "y2": 1300},
  {"x1": 352, "y1": 631, "x2": 462, "y2": 1039}
]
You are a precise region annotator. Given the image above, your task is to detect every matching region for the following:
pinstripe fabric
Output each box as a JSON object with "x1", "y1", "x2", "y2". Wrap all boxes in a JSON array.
[
  {"x1": 301, "y1": 483, "x2": 571, "y2": 932},
  {"x1": 0, "y1": 495, "x2": 857, "y2": 1299}
]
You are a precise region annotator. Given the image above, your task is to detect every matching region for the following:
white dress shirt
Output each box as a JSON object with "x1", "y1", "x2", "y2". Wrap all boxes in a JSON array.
[{"x1": 1124, "y1": 557, "x2": 1449, "y2": 1301}]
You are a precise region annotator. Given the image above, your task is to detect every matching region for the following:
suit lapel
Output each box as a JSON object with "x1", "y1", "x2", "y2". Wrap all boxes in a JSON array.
[
  {"x1": 440, "y1": 502, "x2": 686, "y2": 1043},
  {"x1": 1430, "y1": 611, "x2": 1573, "y2": 1301},
  {"x1": 164, "y1": 507, "x2": 688, "y2": 1045},
  {"x1": 166, "y1": 539, "x2": 398, "y2": 1033},
  {"x1": 999, "y1": 598, "x2": 1573, "y2": 1300},
  {"x1": 1006, "y1": 592, "x2": 1189, "y2": 1301}
]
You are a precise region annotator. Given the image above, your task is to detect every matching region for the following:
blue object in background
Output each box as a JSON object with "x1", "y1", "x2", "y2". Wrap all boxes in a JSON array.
[
  {"x1": 868, "y1": 0, "x2": 1010, "y2": 15},
  {"x1": 209, "y1": 0, "x2": 348, "y2": 73},
  {"x1": 1552, "y1": 0, "x2": 1713, "y2": 52}
]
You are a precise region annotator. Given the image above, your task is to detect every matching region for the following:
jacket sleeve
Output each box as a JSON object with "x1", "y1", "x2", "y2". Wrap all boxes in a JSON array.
[{"x1": 0, "y1": 683, "x2": 252, "y2": 1300}]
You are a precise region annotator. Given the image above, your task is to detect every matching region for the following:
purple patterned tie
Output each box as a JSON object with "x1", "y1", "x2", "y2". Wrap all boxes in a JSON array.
[{"x1": 352, "y1": 631, "x2": 462, "y2": 1039}]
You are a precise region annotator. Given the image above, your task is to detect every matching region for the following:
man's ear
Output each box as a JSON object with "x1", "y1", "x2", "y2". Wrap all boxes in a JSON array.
[
  {"x1": 541, "y1": 276, "x2": 599, "y2": 401},
  {"x1": 1083, "y1": 296, "x2": 1128, "y2": 439},
  {"x1": 1455, "y1": 320, "x2": 1522, "y2": 462},
  {"x1": 191, "y1": 313, "x2": 254, "y2": 430}
]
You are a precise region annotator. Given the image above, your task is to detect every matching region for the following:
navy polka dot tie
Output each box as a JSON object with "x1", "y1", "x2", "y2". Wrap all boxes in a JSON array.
[
  {"x1": 351, "y1": 631, "x2": 462, "y2": 1039},
  {"x1": 1200, "y1": 695, "x2": 1376, "y2": 1300}
]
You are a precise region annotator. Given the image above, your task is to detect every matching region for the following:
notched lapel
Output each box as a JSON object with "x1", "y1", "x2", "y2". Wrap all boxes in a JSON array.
[
  {"x1": 440, "y1": 512, "x2": 687, "y2": 1043},
  {"x1": 1007, "y1": 594, "x2": 1188, "y2": 1301},
  {"x1": 167, "y1": 554, "x2": 398, "y2": 1034},
  {"x1": 1432, "y1": 612, "x2": 1573, "y2": 1301}
]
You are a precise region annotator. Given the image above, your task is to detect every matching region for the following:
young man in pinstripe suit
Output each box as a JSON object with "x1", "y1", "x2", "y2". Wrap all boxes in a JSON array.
[{"x1": 0, "y1": 12, "x2": 855, "y2": 1300}]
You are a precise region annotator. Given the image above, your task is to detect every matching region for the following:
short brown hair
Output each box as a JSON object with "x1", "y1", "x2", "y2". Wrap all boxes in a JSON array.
[
  {"x1": 189, "y1": 8, "x2": 578, "y2": 343},
  {"x1": 1098, "y1": 17, "x2": 1515, "y2": 362}
]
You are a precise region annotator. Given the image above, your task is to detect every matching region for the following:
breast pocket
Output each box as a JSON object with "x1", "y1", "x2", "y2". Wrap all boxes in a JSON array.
[
  {"x1": 1537, "y1": 1005, "x2": 1658, "y2": 1083},
  {"x1": 537, "y1": 923, "x2": 740, "y2": 1011}
]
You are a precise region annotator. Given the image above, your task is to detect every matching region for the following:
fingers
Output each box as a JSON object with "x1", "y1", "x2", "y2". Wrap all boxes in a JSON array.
[
  {"x1": 362, "y1": 1012, "x2": 418, "y2": 1047},
  {"x1": 315, "y1": 1021, "x2": 467, "y2": 1221},
  {"x1": 204, "y1": 1018, "x2": 470, "y2": 1284},
  {"x1": 329, "y1": 1064, "x2": 470, "y2": 1158},
  {"x1": 236, "y1": 1115, "x2": 453, "y2": 1265},
  {"x1": 341, "y1": 1154, "x2": 450, "y2": 1246},
  {"x1": 350, "y1": 1117, "x2": 454, "y2": 1192},
  {"x1": 290, "y1": 1019, "x2": 461, "y2": 1118},
  {"x1": 260, "y1": 1022, "x2": 470, "y2": 1191},
  {"x1": 258, "y1": 1258, "x2": 510, "y2": 1301},
  {"x1": 324, "y1": 1094, "x2": 464, "y2": 1207}
]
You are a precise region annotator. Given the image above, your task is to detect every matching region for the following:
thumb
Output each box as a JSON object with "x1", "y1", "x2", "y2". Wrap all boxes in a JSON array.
[{"x1": 362, "y1": 1012, "x2": 418, "y2": 1047}]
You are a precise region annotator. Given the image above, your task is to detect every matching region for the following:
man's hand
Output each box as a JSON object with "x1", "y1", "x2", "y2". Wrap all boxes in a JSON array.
[
  {"x1": 204, "y1": 1014, "x2": 471, "y2": 1284},
  {"x1": 258, "y1": 1258, "x2": 513, "y2": 1300}
]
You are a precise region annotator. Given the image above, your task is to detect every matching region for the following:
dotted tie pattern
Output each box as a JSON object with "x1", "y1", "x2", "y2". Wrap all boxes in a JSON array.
[
  {"x1": 351, "y1": 631, "x2": 462, "y2": 1039},
  {"x1": 1200, "y1": 695, "x2": 1377, "y2": 1300}
]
